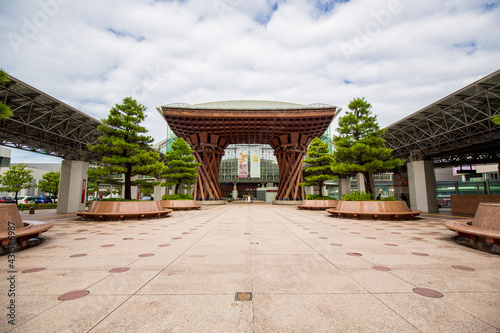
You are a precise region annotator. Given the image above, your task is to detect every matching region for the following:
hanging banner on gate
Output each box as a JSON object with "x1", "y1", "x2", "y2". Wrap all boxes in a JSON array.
[
  {"x1": 250, "y1": 148, "x2": 261, "y2": 178},
  {"x1": 237, "y1": 148, "x2": 248, "y2": 178}
]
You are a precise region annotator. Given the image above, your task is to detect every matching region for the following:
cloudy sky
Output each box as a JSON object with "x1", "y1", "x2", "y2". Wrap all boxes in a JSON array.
[{"x1": 1, "y1": 0, "x2": 499, "y2": 163}]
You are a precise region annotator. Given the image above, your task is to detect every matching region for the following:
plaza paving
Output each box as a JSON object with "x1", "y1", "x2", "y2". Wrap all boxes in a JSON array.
[{"x1": 2, "y1": 204, "x2": 499, "y2": 332}]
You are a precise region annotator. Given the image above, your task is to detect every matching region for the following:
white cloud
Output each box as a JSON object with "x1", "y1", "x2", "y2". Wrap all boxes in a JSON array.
[{"x1": 1, "y1": 0, "x2": 499, "y2": 163}]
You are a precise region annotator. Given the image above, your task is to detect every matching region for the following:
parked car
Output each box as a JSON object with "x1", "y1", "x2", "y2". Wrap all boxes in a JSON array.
[
  {"x1": 17, "y1": 196, "x2": 36, "y2": 204},
  {"x1": 0, "y1": 196, "x2": 16, "y2": 203},
  {"x1": 141, "y1": 196, "x2": 154, "y2": 201},
  {"x1": 34, "y1": 196, "x2": 53, "y2": 204}
]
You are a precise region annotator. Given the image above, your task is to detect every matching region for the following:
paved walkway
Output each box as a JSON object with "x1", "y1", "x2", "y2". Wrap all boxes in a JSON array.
[{"x1": 2, "y1": 204, "x2": 499, "y2": 332}]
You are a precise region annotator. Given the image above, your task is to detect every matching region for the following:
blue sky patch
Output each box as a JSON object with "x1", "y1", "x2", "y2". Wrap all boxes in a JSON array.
[
  {"x1": 480, "y1": 2, "x2": 499, "y2": 12},
  {"x1": 314, "y1": 0, "x2": 349, "y2": 13},
  {"x1": 107, "y1": 28, "x2": 146, "y2": 42},
  {"x1": 454, "y1": 42, "x2": 477, "y2": 55},
  {"x1": 255, "y1": 2, "x2": 279, "y2": 25}
]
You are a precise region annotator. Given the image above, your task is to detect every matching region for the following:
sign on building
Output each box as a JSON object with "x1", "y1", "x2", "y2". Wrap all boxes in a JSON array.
[
  {"x1": 250, "y1": 148, "x2": 261, "y2": 178},
  {"x1": 237, "y1": 149, "x2": 248, "y2": 178}
]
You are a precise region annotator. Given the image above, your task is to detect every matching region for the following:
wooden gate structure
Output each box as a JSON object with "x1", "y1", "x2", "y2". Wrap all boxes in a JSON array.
[{"x1": 158, "y1": 101, "x2": 338, "y2": 201}]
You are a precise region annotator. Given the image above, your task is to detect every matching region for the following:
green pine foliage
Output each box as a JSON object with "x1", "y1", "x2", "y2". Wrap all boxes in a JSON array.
[
  {"x1": 86, "y1": 167, "x2": 122, "y2": 198},
  {"x1": 332, "y1": 97, "x2": 404, "y2": 196},
  {"x1": 0, "y1": 164, "x2": 34, "y2": 204},
  {"x1": 0, "y1": 68, "x2": 13, "y2": 119},
  {"x1": 88, "y1": 97, "x2": 165, "y2": 200},
  {"x1": 162, "y1": 138, "x2": 200, "y2": 195},
  {"x1": 37, "y1": 171, "x2": 60, "y2": 195},
  {"x1": 135, "y1": 179, "x2": 160, "y2": 196},
  {"x1": 492, "y1": 114, "x2": 500, "y2": 126},
  {"x1": 299, "y1": 137, "x2": 337, "y2": 197}
]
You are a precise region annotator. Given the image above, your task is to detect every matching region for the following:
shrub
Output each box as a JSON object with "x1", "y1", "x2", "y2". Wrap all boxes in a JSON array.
[
  {"x1": 17, "y1": 203, "x2": 57, "y2": 210},
  {"x1": 305, "y1": 194, "x2": 337, "y2": 200},
  {"x1": 342, "y1": 191, "x2": 373, "y2": 201},
  {"x1": 161, "y1": 194, "x2": 193, "y2": 200},
  {"x1": 98, "y1": 198, "x2": 141, "y2": 202},
  {"x1": 381, "y1": 196, "x2": 396, "y2": 201}
]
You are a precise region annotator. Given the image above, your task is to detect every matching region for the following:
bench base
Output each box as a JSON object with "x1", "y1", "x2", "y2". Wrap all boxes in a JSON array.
[
  {"x1": 1, "y1": 221, "x2": 53, "y2": 255},
  {"x1": 444, "y1": 220, "x2": 500, "y2": 254},
  {"x1": 297, "y1": 206, "x2": 333, "y2": 210},
  {"x1": 327, "y1": 209, "x2": 421, "y2": 221},
  {"x1": 75, "y1": 210, "x2": 172, "y2": 221}
]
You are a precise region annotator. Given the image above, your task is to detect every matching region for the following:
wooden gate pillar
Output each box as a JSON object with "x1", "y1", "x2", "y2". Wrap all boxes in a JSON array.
[
  {"x1": 270, "y1": 133, "x2": 312, "y2": 201},
  {"x1": 186, "y1": 132, "x2": 228, "y2": 201}
]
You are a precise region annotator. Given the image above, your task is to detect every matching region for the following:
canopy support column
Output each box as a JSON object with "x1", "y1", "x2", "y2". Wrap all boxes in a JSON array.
[
  {"x1": 271, "y1": 133, "x2": 311, "y2": 201},
  {"x1": 186, "y1": 132, "x2": 228, "y2": 201}
]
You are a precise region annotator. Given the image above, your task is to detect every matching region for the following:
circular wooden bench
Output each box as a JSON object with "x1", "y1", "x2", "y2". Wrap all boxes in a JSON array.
[
  {"x1": 1, "y1": 204, "x2": 53, "y2": 254},
  {"x1": 444, "y1": 203, "x2": 500, "y2": 252},
  {"x1": 160, "y1": 200, "x2": 201, "y2": 211},
  {"x1": 326, "y1": 201, "x2": 421, "y2": 220},
  {"x1": 297, "y1": 200, "x2": 338, "y2": 210},
  {"x1": 76, "y1": 201, "x2": 172, "y2": 221}
]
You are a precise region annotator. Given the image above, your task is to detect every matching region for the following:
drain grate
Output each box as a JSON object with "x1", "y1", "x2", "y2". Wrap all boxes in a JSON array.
[{"x1": 235, "y1": 292, "x2": 253, "y2": 301}]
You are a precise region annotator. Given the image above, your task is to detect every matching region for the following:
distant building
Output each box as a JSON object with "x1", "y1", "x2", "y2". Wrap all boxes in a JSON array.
[{"x1": 0, "y1": 147, "x2": 61, "y2": 197}]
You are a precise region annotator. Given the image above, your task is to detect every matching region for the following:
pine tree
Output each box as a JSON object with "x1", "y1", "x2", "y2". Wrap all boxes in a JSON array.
[
  {"x1": 0, "y1": 68, "x2": 13, "y2": 119},
  {"x1": 162, "y1": 138, "x2": 200, "y2": 195},
  {"x1": 37, "y1": 171, "x2": 60, "y2": 195},
  {"x1": 135, "y1": 178, "x2": 159, "y2": 197},
  {"x1": 331, "y1": 97, "x2": 404, "y2": 197},
  {"x1": 86, "y1": 167, "x2": 122, "y2": 199},
  {"x1": 299, "y1": 137, "x2": 336, "y2": 197},
  {"x1": 0, "y1": 164, "x2": 34, "y2": 204},
  {"x1": 88, "y1": 97, "x2": 165, "y2": 200}
]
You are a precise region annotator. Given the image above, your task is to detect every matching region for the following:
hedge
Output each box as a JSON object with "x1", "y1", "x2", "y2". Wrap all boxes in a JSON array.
[
  {"x1": 161, "y1": 194, "x2": 193, "y2": 200},
  {"x1": 17, "y1": 203, "x2": 58, "y2": 210},
  {"x1": 305, "y1": 194, "x2": 337, "y2": 200}
]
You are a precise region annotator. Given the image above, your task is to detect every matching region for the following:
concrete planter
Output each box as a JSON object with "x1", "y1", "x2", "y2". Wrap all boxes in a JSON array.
[
  {"x1": 444, "y1": 203, "x2": 500, "y2": 253},
  {"x1": 76, "y1": 201, "x2": 172, "y2": 220},
  {"x1": 0, "y1": 204, "x2": 53, "y2": 254},
  {"x1": 327, "y1": 200, "x2": 421, "y2": 220}
]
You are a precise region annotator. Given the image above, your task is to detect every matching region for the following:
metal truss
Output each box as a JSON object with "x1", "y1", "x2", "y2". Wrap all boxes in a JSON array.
[
  {"x1": 0, "y1": 75, "x2": 103, "y2": 161},
  {"x1": 384, "y1": 70, "x2": 500, "y2": 167},
  {"x1": 0, "y1": 75, "x2": 165, "y2": 163}
]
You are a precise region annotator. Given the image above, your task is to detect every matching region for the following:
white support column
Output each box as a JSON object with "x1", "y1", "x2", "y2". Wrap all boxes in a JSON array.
[
  {"x1": 57, "y1": 160, "x2": 89, "y2": 214},
  {"x1": 131, "y1": 175, "x2": 141, "y2": 200},
  {"x1": 305, "y1": 186, "x2": 314, "y2": 196},
  {"x1": 232, "y1": 183, "x2": 238, "y2": 200},
  {"x1": 408, "y1": 160, "x2": 438, "y2": 213},
  {"x1": 338, "y1": 177, "x2": 352, "y2": 198},
  {"x1": 153, "y1": 181, "x2": 162, "y2": 201}
]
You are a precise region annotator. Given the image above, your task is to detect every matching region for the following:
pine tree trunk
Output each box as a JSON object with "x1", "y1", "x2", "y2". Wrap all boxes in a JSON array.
[
  {"x1": 363, "y1": 172, "x2": 373, "y2": 198},
  {"x1": 175, "y1": 183, "x2": 180, "y2": 195},
  {"x1": 124, "y1": 168, "x2": 132, "y2": 200},
  {"x1": 319, "y1": 181, "x2": 324, "y2": 197}
]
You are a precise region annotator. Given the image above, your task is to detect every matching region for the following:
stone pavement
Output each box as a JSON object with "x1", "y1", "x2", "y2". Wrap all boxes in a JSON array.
[{"x1": 1, "y1": 204, "x2": 499, "y2": 332}]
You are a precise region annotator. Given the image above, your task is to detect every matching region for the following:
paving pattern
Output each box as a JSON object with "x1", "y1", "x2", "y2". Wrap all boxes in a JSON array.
[{"x1": 1, "y1": 204, "x2": 499, "y2": 332}]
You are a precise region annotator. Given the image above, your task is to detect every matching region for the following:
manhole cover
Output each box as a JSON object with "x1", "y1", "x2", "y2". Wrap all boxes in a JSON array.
[{"x1": 235, "y1": 292, "x2": 252, "y2": 301}]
